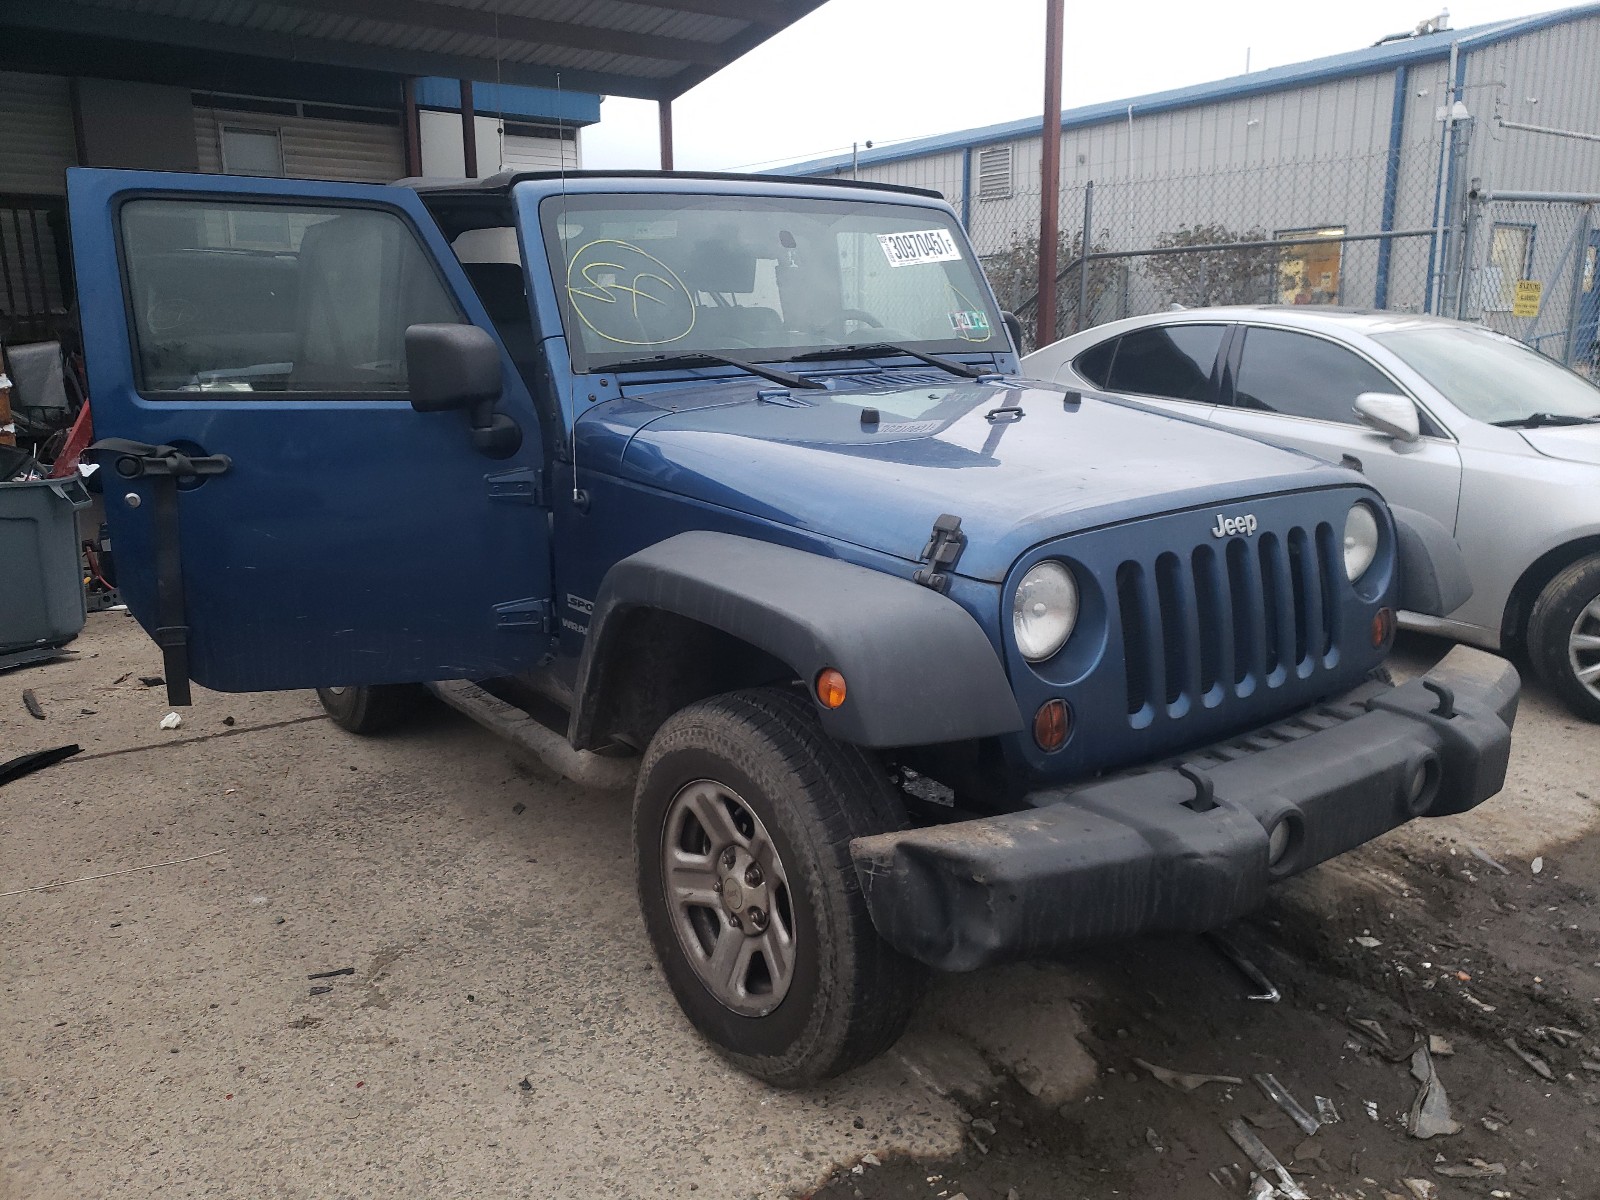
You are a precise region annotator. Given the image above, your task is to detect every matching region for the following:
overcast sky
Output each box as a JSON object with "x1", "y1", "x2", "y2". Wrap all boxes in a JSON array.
[{"x1": 580, "y1": 0, "x2": 1568, "y2": 171}]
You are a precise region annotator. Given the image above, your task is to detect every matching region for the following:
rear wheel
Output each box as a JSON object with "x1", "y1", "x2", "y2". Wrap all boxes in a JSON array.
[
  {"x1": 316, "y1": 684, "x2": 427, "y2": 735},
  {"x1": 1527, "y1": 554, "x2": 1600, "y2": 722},
  {"x1": 633, "y1": 686, "x2": 921, "y2": 1086}
]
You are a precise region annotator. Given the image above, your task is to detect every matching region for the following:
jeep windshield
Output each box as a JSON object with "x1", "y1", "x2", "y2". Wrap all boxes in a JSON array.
[{"x1": 539, "y1": 192, "x2": 1008, "y2": 374}]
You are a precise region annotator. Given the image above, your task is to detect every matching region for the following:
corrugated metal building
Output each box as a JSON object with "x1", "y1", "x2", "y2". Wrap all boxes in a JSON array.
[{"x1": 784, "y1": 5, "x2": 1600, "y2": 350}]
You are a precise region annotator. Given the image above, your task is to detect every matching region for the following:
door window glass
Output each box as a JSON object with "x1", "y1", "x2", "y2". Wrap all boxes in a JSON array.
[
  {"x1": 1104, "y1": 324, "x2": 1224, "y2": 401},
  {"x1": 120, "y1": 199, "x2": 462, "y2": 395},
  {"x1": 1072, "y1": 337, "x2": 1116, "y2": 386},
  {"x1": 1233, "y1": 327, "x2": 1395, "y2": 424}
]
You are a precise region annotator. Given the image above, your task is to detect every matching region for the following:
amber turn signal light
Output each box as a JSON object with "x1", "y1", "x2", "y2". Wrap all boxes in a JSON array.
[
  {"x1": 815, "y1": 668, "x2": 848, "y2": 709},
  {"x1": 1033, "y1": 699, "x2": 1070, "y2": 751},
  {"x1": 1371, "y1": 607, "x2": 1396, "y2": 648}
]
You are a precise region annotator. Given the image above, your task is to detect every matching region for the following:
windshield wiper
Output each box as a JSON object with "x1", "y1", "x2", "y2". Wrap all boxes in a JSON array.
[
  {"x1": 601, "y1": 350, "x2": 826, "y2": 391},
  {"x1": 1490, "y1": 412, "x2": 1600, "y2": 428},
  {"x1": 791, "y1": 342, "x2": 990, "y2": 380}
]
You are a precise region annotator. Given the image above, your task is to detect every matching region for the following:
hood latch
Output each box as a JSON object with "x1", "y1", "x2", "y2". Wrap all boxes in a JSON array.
[{"x1": 913, "y1": 513, "x2": 967, "y2": 594}]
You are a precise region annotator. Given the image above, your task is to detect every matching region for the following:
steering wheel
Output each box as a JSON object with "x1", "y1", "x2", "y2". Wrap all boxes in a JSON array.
[{"x1": 840, "y1": 308, "x2": 883, "y2": 329}]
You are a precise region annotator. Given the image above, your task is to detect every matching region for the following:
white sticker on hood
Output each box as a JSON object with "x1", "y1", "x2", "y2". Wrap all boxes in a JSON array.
[{"x1": 877, "y1": 228, "x2": 961, "y2": 267}]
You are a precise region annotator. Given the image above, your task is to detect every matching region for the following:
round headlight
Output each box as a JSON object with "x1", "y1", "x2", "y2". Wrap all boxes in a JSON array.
[
  {"x1": 1013, "y1": 560, "x2": 1079, "y2": 662},
  {"x1": 1344, "y1": 502, "x2": 1380, "y2": 581}
]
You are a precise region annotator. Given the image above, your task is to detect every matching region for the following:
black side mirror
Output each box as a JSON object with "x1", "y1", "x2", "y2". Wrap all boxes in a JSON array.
[
  {"x1": 405, "y1": 323, "x2": 521, "y2": 458},
  {"x1": 1001, "y1": 311, "x2": 1025, "y2": 356}
]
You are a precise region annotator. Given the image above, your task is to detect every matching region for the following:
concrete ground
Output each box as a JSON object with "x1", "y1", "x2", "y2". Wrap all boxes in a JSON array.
[{"x1": 2, "y1": 612, "x2": 1596, "y2": 1200}]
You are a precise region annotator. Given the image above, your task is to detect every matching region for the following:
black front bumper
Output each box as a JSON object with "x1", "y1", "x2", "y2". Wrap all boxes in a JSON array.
[{"x1": 851, "y1": 647, "x2": 1519, "y2": 971}]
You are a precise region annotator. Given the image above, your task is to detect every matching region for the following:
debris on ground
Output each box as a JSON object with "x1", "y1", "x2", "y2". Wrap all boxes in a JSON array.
[
  {"x1": 1406, "y1": 1044, "x2": 1460, "y2": 1139},
  {"x1": 1531, "y1": 856, "x2": 1544, "y2": 874},
  {"x1": 1252, "y1": 1073, "x2": 1320, "y2": 1135},
  {"x1": 1205, "y1": 930, "x2": 1280, "y2": 1002},
  {"x1": 307, "y1": 967, "x2": 355, "y2": 980},
  {"x1": 1502, "y1": 1038, "x2": 1555, "y2": 1081},
  {"x1": 1427, "y1": 1035, "x2": 1454, "y2": 1057},
  {"x1": 1314, "y1": 1096, "x2": 1339, "y2": 1125},
  {"x1": 512, "y1": 802, "x2": 527, "y2": 815},
  {"x1": 308, "y1": 986, "x2": 333, "y2": 997},
  {"x1": 1402, "y1": 1180, "x2": 1438, "y2": 1200},
  {"x1": 1467, "y1": 844, "x2": 1510, "y2": 875},
  {"x1": 1354, "y1": 936, "x2": 1382, "y2": 948},
  {"x1": 22, "y1": 688, "x2": 45, "y2": 719},
  {"x1": 0, "y1": 744, "x2": 81, "y2": 788},
  {"x1": 1433, "y1": 1159, "x2": 1506, "y2": 1179},
  {"x1": 159, "y1": 712, "x2": 182, "y2": 730},
  {"x1": 1133, "y1": 1058, "x2": 1243, "y2": 1092},
  {"x1": 1224, "y1": 1118, "x2": 1309, "y2": 1200},
  {"x1": 138, "y1": 675, "x2": 165, "y2": 687}
]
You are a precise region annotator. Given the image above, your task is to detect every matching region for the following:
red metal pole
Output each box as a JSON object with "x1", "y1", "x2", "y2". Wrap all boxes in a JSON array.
[
  {"x1": 401, "y1": 77, "x2": 423, "y2": 177},
  {"x1": 459, "y1": 79, "x2": 478, "y2": 177},
  {"x1": 1036, "y1": 0, "x2": 1065, "y2": 349},
  {"x1": 658, "y1": 99, "x2": 674, "y2": 171}
]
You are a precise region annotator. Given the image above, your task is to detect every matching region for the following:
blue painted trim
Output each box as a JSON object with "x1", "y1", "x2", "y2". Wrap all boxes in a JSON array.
[
  {"x1": 782, "y1": 3, "x2": 1600, "y2": 177},
  {"x1": 960, "y1": 146, "x2": 973, "y2": 230},
  {"x1": 1374, "y1": 65, "x2": 1409, "y2": 308},
  {"x1": 413, "y1": 77, "x2": 601, "y2": 125}
]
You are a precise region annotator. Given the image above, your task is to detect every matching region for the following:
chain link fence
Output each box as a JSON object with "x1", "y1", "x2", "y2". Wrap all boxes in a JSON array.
[
  {"x1": 900, "y1": 127, "x2": 1597, "y2": 366},
  {"x1": 936, "y1": 144, "x2": 1447, "y2": 352}
]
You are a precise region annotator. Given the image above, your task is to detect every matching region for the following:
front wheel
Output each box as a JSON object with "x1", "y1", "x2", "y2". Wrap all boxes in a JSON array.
[
  {"x1": 633, "y1": 687, "x2": 921, "y2": 1086},
  {"x1": 316, "y1": 684, "x2": 427, "y2": 735},
  {"x1": 1527, "y1": 554, "x2": 1600, "y2": 722}
]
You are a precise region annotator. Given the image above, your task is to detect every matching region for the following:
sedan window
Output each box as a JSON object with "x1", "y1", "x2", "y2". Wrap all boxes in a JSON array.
[
  {"x1": 1103, "y1": 325, "x2": 1224, "y2": 401},
  {"x1": 1233, "y1": 327, "x2": 1396, "y2": 425}
]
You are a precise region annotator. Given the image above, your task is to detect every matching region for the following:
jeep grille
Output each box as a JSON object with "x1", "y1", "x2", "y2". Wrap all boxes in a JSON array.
[{"x1": 1115, "y1": 523, "x2": 1342, "y2": 726}]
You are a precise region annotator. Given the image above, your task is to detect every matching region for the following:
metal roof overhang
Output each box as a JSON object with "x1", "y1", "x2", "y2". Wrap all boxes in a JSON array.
[{"x1": 0, "y1": 0, "x2": 828, "y2": 102}]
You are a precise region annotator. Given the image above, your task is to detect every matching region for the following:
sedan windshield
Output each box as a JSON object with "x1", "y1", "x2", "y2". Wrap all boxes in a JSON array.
[
  {"x1": 539, "y1": 193, "x2": 1007, "y2": 372},
  {"x1": 1372, "y1": 325, "x2": 1600, "y2": 424}
]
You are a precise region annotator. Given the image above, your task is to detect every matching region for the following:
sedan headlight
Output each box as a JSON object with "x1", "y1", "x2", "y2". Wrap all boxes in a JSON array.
[
  {"x1": 1343, "y1": 502, "x2": 1380, "y2": 581},
  {"x1": 1013, "y1": 560, "x2": 1079, "y2": 661}
]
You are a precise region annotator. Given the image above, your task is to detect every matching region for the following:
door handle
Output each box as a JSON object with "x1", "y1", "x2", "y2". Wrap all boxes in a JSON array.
[{"x1": 88, "y1": 437, "x2": 232, "y2": 481}]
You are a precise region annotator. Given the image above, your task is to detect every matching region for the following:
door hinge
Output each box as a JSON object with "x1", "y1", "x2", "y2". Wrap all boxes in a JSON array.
[
  {"x1": 913, "y1": 513, "x2": 966, "y2": 594},
  {"x1": 486, "y1": 466, "x2": 543, "y2": 506},
  {"x1": 494, "y1": 597, "x2": 552, "y2": 632}
]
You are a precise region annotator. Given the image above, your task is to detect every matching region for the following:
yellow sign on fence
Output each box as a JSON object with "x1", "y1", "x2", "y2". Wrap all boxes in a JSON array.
[{"x1": 1512, "y1": 279, "x2": 1542, "y2": 317}]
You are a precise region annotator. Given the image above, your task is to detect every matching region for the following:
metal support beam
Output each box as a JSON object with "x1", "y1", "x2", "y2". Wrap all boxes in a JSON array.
[
  {"x1": 1036, "y1": 0, "x2": 1064, "y2": 350},
  {"x1": 659, "y1": 99, "x2": 674, "y2": 171},
  {"x1": 460, "y1": 79, "x2": 478, "y2": 178},
  {"x1": 401, "y1": 77, "x2": 422, "y2": 177}
]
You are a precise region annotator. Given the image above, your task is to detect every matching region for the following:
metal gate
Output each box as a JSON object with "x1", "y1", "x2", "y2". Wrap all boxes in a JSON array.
[{"x1": 1456, "y1": 190, "x2": 1599, "y2": 373}]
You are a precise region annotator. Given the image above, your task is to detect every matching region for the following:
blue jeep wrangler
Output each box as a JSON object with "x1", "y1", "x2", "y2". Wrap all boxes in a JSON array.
[{"x1": 69, "y1": 166, "x2": 1519, "y2": 1086}]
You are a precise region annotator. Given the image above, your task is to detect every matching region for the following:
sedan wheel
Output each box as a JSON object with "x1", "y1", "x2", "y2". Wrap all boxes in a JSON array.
[{"x1": 1527, "y1": 554, "x2": 1600, "y2": 722}]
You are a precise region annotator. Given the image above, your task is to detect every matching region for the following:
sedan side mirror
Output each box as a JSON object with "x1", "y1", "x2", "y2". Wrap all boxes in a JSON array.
[
  {"x1": 405, "y1": 323, "x2": 521, "y2": 458},
  {"x1": 1354, "y1": 392, "x2": 1420, "y2": 443}
]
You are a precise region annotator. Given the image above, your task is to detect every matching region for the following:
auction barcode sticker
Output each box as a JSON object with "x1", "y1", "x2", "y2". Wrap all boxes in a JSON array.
[{"x1": 877, "y1": 228, "x2": 962, "y2": 267}]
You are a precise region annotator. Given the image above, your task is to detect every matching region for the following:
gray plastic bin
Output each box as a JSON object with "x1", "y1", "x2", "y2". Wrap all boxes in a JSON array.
[{"x1": 1, "y1": 474, "x2": 91, "y2": 657}]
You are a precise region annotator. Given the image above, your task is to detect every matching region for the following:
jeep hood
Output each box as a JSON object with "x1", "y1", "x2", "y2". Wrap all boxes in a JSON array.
[{"x1": 580, "y1": 374, "x2": 1360, "y2": 581}]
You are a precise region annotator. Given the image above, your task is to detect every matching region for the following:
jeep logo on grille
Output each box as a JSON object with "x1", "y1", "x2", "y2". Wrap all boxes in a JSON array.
[{"x1": 1211, "y1": 513, "x2": 1258, "y2": 538}]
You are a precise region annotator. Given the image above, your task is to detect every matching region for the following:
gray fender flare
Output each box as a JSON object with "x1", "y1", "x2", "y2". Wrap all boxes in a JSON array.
[
  {"x1": 1390, "y1": 505, "x2": 1473, "y2": 617},
  {"x1": 569, "y1": 532, "x2": 1023, "y2": 750}
]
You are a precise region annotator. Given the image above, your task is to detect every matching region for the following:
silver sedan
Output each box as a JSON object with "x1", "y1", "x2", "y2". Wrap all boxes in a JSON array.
[{"x1": 1023, "y1": 308, "x2": 1600, "y2": 721}]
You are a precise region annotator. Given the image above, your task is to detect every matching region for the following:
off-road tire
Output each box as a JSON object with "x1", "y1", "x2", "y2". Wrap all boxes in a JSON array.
[
  {"x1": 316, "y1": 684, "x2": 427, "y2": 735},
  {"x1": 1527, "y1": 553, "x2": 1600, "y2": 722},
  {"x1": 633, "y1": 686, "x2": 922, "y2": 1086}
]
